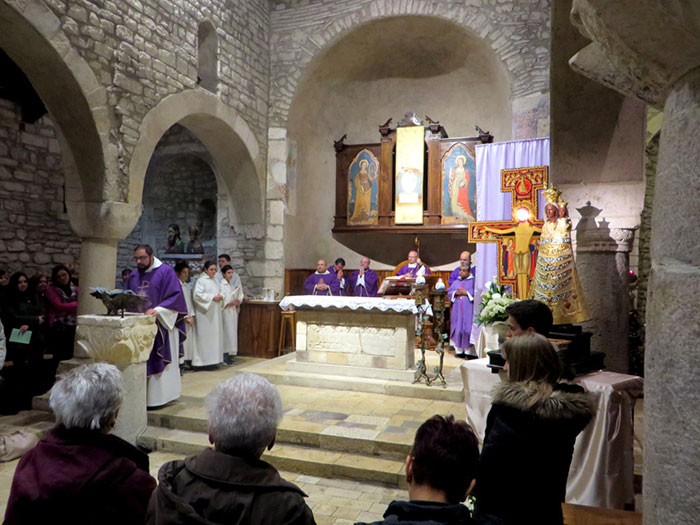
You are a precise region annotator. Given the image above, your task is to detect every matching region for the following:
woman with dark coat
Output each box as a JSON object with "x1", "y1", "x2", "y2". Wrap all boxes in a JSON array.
[
  {"x1": 45, "y1": 265, "x2": 79, "y2": 361},
  {"x1": 474, "y1": 333, "x2": 595, "y2": 525}
]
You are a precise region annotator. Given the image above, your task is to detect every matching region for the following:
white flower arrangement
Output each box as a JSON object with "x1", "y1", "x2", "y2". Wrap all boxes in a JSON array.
[{"x1": 476, "y1": 278, "x2": 518, "y2": 325}]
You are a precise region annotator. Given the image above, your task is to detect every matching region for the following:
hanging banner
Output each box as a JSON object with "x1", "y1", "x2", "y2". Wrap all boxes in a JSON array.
[{"x1": 395, "y1": 125, "x2": 424, "y2": 224}]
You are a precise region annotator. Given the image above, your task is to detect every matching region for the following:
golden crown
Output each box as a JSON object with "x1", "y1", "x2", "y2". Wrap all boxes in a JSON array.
[{"x1": 543, "y1": 185, "x2": 562, "y2": 205}]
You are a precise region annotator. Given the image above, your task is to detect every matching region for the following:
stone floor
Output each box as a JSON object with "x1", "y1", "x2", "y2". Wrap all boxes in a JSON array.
[{"x1": 0, "y1": 351, "x2": 644, "y2": 523}]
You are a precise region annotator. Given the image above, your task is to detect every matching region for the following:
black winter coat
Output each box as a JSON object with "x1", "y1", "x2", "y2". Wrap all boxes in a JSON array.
[{"x1": 475, "y1": 381, "x2": 595, "y2": 525}]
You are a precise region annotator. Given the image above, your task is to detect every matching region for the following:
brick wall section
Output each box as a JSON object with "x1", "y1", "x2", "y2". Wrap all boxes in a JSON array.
[
  {"x1": 269, "y1": 0, "x2": 551, "y2": 127},
  {"x1": 0, "y1": 98, "x2": 81, "y2": 277},
  {"x1": 42, "y1": 0, "x2": 270, "y2": 199}
]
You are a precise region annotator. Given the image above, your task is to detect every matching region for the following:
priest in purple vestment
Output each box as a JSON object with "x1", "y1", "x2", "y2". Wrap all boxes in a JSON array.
[
  {"x1": 127, "y1": 245, "x2": 187, "y2": 407},
  {"x1": 448, "y1": 264, "x2": 475, "y2": 359},
  {"x1": 395, "y1": 250, "x2": 431, "y2": 279},
  {"x1": 448, "y1": 250, "x2": 477, "y2": 285},
  {"x1": 348, "y1": 257, "x2": 379, "y2": 297},
  {"x1": 332, "y1": 257, "x2": 348, "y2": 296},
  {"x1": 304, "y1": 259, "x2": 340, "y2": 296}
]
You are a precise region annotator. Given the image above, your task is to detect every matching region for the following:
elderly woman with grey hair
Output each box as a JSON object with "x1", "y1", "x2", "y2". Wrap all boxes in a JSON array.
[
  {"x1": 147, "y1": 373, "x2": 316, "y2": 525},
  {"x1": 4, "y1": 363, "x2": 156, "y2": 525}
]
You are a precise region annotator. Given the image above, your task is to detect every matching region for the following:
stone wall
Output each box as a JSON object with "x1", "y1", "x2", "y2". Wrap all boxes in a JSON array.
[
  {"x1": 42, "y1": 0, "x2": 271, "y2": 198},
  {"x1": 0, "y1": 97, "x2": 80, "y2": 277}
]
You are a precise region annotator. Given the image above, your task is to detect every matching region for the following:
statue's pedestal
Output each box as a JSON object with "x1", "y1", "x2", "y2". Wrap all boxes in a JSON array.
[{"x1": 75, "y1": 314, "x2": 157, "y2": 444}]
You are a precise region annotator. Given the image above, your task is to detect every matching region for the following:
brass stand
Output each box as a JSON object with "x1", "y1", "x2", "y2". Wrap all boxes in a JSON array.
[{"x1": 413, "y1": 286, "x2": 447, "y2": 387}]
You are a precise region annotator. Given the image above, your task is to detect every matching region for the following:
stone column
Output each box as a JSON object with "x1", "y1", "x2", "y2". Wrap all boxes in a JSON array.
[
  {"x1": 77, "y1": 237, "x2": 119, "y2": 315},
  {"x1": 568, "y1": 1, "x2": 700, "y2": 521},
  {"x1": 575, "y1": 222, "x2": 636, "y2": 373},
  {"x1": 75, "y1": 314, "x2": 157, "y2": 445}
]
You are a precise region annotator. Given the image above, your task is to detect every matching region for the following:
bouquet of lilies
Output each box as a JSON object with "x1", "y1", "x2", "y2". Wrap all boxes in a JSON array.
[{"x1": 476, "y1": 279, "x2": 518, "y2": 325}]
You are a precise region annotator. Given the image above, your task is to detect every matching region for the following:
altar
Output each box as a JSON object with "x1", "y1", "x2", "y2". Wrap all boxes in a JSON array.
[
  {"x1": 460, "y1": 358, "x2": 643, "y2": 510},
  {"x1": 278, "y1": 295, "x2": 417, "y2": 381}
]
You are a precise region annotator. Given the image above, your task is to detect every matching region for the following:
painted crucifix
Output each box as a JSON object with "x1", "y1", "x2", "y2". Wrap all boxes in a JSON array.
[{"x1": 468, "y1": 166, "x2": 548, "y2": 299}]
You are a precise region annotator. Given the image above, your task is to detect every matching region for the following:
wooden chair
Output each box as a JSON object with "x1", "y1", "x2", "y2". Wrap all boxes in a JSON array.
[{"x1": 278, "y1": 309, "x2": 296, "y2": 356}]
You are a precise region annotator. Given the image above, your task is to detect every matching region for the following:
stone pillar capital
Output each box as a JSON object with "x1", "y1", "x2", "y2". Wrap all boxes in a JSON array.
[
  {"x1": 75, "y1": 314, "x2": 157, "y2": 364},
  {"x1": 67, "y1": 200, "x2": 141, "y2": 240},
  {"x1": 576, "y1": 225, "x2": 637, "y2": 253}
]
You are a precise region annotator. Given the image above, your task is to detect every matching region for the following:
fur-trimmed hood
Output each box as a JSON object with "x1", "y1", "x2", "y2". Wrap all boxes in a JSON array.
[{"x1": 492, "y1": 380, "x2": 595, "y2": 423}]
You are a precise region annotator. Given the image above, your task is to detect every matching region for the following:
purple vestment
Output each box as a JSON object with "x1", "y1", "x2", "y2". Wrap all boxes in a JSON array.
[
  {"x1": 448, "y1": 265, "x2": 477, "y2": 286},
  {"x1": 303, "y1": 272, "x2": 340, "y2": 296},
  {"x1": 127, "y1": 263, "x2": 187, "y2": 376},
  {"x1": 348, "y1": 269, "x2": 379, "y2": 297},
  {"x1": 448, "y1": 275, "x2": 475, "y2": 349},
  {"x1": 396, "y1": 263, "x2": 431, "y2": 278}
]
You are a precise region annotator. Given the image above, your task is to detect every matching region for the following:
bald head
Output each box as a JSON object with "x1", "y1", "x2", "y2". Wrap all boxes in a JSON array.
[
  {"x1": 360, "y1": 257, "x2": 370, "y2": 270},
  {"x1": 316, "y1": 259, "x2": 327, "y2": 273},
  {"x1": 408, "y1": 251, "x2": 418, "y2": 264},
  {"x1": 459, "y1": 251, "x2": 472, "y2": 265}
]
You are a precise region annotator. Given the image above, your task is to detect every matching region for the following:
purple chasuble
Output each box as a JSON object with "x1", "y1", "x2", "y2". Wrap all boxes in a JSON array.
[
  {"x1": 127, "y1": 263, "x2": 187, "y2": 376},
  {"x1": 348, "y1": 269, "x2": 379, "y2": 297},
  {"x1": 396, "y1": 263, "x2": 431, "y2": 278},
  {"x1": 448, "y1": 276, "x2": 475, "y2": 349},
  {"x1": 448, "y1": 266, "x2": 477, "y2": 286},
  {"x1": 303, "y1": 272, "x2": 340, "y2": 296}
]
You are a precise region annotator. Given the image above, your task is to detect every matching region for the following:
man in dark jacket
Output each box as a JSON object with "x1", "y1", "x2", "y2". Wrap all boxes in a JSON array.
[
  {"x1": 147, "y1": 373, "x2": 315, "y2": 525},
  {"x1": 4, "y1": 363, "x2": 156, "y2": 524},
  {"x1": 356, "y1": 415, "x2": 499, "y2": 525}
]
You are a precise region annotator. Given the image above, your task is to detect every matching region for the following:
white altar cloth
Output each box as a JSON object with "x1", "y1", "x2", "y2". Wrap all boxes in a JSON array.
[
  {"x1": 460, "y1": 358, "x2": 643, "y2": 510},
  {"x1": 279, "y1": 295, "x2": 417, "y2": 314}
]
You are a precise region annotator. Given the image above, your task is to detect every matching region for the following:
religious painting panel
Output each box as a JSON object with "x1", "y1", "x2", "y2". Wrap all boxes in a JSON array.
[
  {"x1": 395, "y1": 126, "x2": 425, "y2": 224},
  {"x1": 441, "y1": 143, "x2": 476, "y2": 224},
  {"x1": 347, "y1": 149, "x2": 380, "y2": 225}
]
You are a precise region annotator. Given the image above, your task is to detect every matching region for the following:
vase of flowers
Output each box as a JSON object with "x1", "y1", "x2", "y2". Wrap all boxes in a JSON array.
[{"x1": 476, "y1": 280, "x2": 518, "y2": 351}]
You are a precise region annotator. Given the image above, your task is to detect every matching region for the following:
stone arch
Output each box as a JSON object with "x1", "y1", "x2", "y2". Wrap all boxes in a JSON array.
[
  {"x1": 0, "y1": 0, "x2": 112, "y2": 205},
  {"x1": 128, "y1": 89, "x2": 264, "y2": 227},
  {"x1": 271, "y1": 1, "x2": 547, "y2": 127},
  {"x1": 197, "y1": 20, "x2": 219, "y2": 93}
]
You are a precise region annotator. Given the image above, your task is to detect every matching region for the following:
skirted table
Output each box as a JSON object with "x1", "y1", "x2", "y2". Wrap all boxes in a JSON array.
[{"x1": 460, "y1": 358, "x2": 643, "y2": 510}]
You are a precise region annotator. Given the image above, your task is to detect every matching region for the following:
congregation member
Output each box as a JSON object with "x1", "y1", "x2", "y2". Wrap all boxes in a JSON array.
[
  {"x1": 127, "y1": 245, "x2": 187, "y2": 407},
  {"x1": 117, "y1": 267, "x2": 131, "y2": 289},
  {"x1": 332, "y1": 257, "x2": 348, "y2": 295},
  {"x1": 396, "y1": 250, "x2": 430, "y2": 278},
  {"x1": 304, "y1": 259, "x2": 340, "y2": 295},
  {"x1": 475, "y1": 334, "x2": 595, "y2": 524},
  {"x1": 175, "y1": 261, "x2": 198, "y2": 372},
  {"x1": 29, "y1": 274, "x2": 49, "y2": 316},
  {"x1": 4, "y1": 363, "x2": 156, "y2": 524},
  {"x1": 448, "y1": 264, "x2": 476, "y2": 359},
  {"x1": 46, "y1": 264, "x2": 79, "y2": 361},
  {"x1": 356, "y1": 415, "x2": 494, "y2": 525},
  {"x1": 147, "y1": 373, "x2": 315, "y2": 525},
  {"x1": 193, "y1": 260, "x2": 224, "y2": 367},
  {"x1": 448, "y1": 251, "x2": 476, "y2": 285},
  {"x1": 505, "y1": 299, "x2": 553, "y2": 337},
  {"x1": 215, "y1": 253, "x2": 232, "y2": 282},
  {"x1": 0, "y1": 270, "x2": 8, "y2": 305},
  {"x1": 348, "y1": 256, "x2": 379, "y2": 297},
  {"x1": 220, "y1": 264, "x2": 243, "y2": 365}
]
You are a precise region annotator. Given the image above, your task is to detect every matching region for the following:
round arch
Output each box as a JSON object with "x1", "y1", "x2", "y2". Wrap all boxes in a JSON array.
[
  {"x1": 0, "y1": 0, "x2": 112, "y2": 204},
  {"x1": 128, "y1": 89, "x2": 264, "y2": 226}
]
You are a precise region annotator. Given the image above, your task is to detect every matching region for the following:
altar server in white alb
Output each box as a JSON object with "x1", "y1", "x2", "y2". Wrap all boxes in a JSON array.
[
  {"x1": 220, "y1": 264, "x2": 244, "y2": 365},
  {"x1": 192, "y1": 260, "x2": 224, "y2": 367},
  {"x1": 175, "y1": 261, "x2": 198, "y2": 371}
]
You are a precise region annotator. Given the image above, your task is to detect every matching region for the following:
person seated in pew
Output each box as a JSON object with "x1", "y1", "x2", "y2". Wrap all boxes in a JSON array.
[
  {"x1": 348, "y1": 257, "x2": 379, "y2": 297},
  {"x1": 303, "y1": 259, "x2": 340, "y2": 296},
  {"x1": 475, "y1": 333, "x2": 595, "y2": 525},
  {"x1": 356, "y1": 414, "x2": 498, "y2": 525},
  {"x1": 332, "y1": 257, "x2": 348, "y2": 295},
  {"x1": 147, "y1": 373, "x2": 315, "y2": 525},
  {"x1": 396, "y1": 250, "x2": 430, "y2": 279},
  {"x1": 448, "y1": 251, "x2": 476, "y2": 285},
  {"x1": 448, "y1": 264, "x2": 476, "y2": 359},
  {"x1": 505, "y1": 299, "x2": 553, "y2": 337},
  {"x1": 4, "y1": 363, "x2": 156, "y2": 524}
]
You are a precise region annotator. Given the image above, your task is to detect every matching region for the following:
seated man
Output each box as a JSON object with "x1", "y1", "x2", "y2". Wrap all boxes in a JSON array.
[
  {"x1": 147, "y1": 373, "x2": 315, "y2": 525},
  {"x1": 448, "y1": 264, "x2": 476, "y2": 359},
  {"x1": 448, "y1": 251, "x2": 476, "y2": 285},
  {"x1": 332, "y1": 257, "x2": 348, "y2": 295},
  {"x1": 303, "y1": 259, "x2": 339, "y2": 296},
  {"x1": 348, "y1": 257, "x2": 379, "y2": 297},
  {"x1": 396, "y1": 250, "x2": 430, "y2": 279},
  {"x1": 356, "y1": 415, "x2": 494, "y2": 525},
  {"x1": 505, "y1": 299, "x2": 553, "y2": 337},
  {"x1": 4, "y1": 363, "x2": 156, "y2": 524}
]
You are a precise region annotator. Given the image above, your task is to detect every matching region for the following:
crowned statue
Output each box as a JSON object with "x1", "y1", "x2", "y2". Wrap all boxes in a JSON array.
[{"x1": 528, "y1": 185, "x2": 589, "y2": 324}]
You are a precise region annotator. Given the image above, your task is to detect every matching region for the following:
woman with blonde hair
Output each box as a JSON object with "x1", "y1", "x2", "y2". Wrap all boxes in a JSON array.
[{"x1": 474, "y1": 333, "x2": 595, "y2": 524}]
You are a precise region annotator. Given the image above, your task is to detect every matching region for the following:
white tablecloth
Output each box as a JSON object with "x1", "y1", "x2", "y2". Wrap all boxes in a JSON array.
[
  {"x1": 279, "y1": 295, "x2": 417, "y2": 314},
  {"x1": 460, "y1": 358, "x2": 643, "y2": 509}
]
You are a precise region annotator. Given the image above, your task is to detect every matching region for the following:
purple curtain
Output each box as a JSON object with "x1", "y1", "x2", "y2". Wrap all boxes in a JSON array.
[{"x1": 471, "y1": 138, "x2": 550, "y2": 343}]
